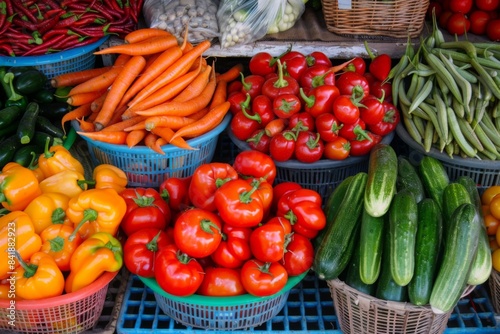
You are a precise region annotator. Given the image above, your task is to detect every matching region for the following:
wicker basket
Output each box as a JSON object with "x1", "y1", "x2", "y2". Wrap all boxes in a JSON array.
[
  {"x1": 488, "y1": 269, "x2": 500, "y2": 314},
  {"x1": 320, "y1": 0, "x2": 429, "y2": 39},
  {"x1": 327, "y1": 279, "x2": 452, "y2": 334}
]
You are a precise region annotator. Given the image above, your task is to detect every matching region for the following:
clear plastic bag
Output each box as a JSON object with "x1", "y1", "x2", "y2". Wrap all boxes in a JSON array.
[
  {"x1": 217, "y1": 0, "x2": 306, "y2": 48},
  {"x1": 143, "y1": 0, "x2": 220, "y2": 44}
]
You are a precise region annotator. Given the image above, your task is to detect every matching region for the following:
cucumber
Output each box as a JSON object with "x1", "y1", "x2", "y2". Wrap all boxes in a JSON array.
[
  {"x1": 408, "y1": 198, "x2": 442, "y2": 306},
  {"x1": 344, "y1": 228, "x2": 376, "y2": 296},
  {"x1": 396, "y1": 155, "x2": 425, "y2": 203},
  {"x1": 359, "y1": 207, "x2": 385, "y2": 285},
  {"x1": 430, "y1": 203, "x2": 481, "y2": 314},
  {"x1": 418, "y1": 156, "x2": 449, "y2": 211},
  {"x1": 364, "y1": 143, "x2": 398, "y2": 217},
  {"x1": 314, "y1": 172, "x2": 367, "y2": 280},
  {"x1": 442, "y1": 182, "x2": 471, "y2": 228},
  {"x1": 376, "y1": 223, "x2": 408, "y2": 302},
  {"x1": 16, "y1": 102, "x2": 39, "y2": 144},
  {"x1": 0, "y1": 105, "x2": 23, "y2": 129},
  {"x1": 35, "y1": 115, "x2": 65, "y2": 139},
  {"x1": 456, "y1": 176, "x2": 482, "y2": 214},
  {"x1": 14, "y1": 69, "x2": 47, "y2": 95},
  {"x1": 389, "y1": 189, "x2": 418, "y2": 287},
  {"x1": 0, "y1": 134, "x2": 23, "y2": 169}
]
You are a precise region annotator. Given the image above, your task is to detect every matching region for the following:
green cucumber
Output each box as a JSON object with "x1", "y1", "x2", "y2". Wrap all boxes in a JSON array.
[
  {"x1": 344, "y1": 229, "x2": 376, "y2": 296},
  {"x1": 408, "y1": 198, "x2": 442, "y2": 306},
  {"x1": 0, "y1": 134, "x2": 23, "y2": 169},
  {"x1": 14, "y1": 69, "x2": 47, "y2": 95},
  {"x1": 418, "y1": 156, "x2": 450, "y2": 211},
  {"x1": 364, "y1": 143, "x2": 398, "y2": 217},
  {"x1": 0, "y1": 105, "x2": 23, "y2": 129},
  {"x1": 442, "y1": 183, "x2": 471, "y2": 228},
  {"x1": 314, "y1": 172, "x2": 367, "y2": 280},
  {"x1": 376, "y1": 223, "x2": 408, "y2": 302},
  {"x1": 430, "y1": 203, "x2": 481, "y2": 314},
  {"x1": 16, "y1": 102, "x2": 39, "y2": 144},
  {"x1": 396, "y1": 155, "x2": 425, "y2": 203},
  {"x1": 389, "y1": 189, "x2": 418, "y2": 286},
  {"x1": 456, "y1": 176, "x2": 482, "y2": 214},
  {"x1": 359, "y1": 207, "x2": 385, "y2": 285},
  {"x1": 35, "y1": 115, "x2": 65, "y2": 139}
]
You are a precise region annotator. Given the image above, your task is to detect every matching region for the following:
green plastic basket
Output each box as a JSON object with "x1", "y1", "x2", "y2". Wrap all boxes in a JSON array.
[{"x1": 138, "y1": 271, "x2": 307, "y2": 330}]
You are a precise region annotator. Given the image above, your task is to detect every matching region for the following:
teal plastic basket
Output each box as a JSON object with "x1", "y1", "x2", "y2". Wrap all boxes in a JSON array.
[
  {"x1": 74, "y1": 114, "x2": 231, "y2": 188},
  {"x1": 138, "y1": 271, "x2": 308, "y2": 330},
  {"x1": 0, "y1": 37, "x2": 108, "y2": 80}
]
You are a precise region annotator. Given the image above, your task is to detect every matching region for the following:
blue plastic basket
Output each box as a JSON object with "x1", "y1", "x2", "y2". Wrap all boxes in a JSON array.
[
  {"x1": 0, "y1": 37, "x2": 108, "y2": 80},
  {"x1": 74, "y1": 114, "x2": 232, "y2": 188}
]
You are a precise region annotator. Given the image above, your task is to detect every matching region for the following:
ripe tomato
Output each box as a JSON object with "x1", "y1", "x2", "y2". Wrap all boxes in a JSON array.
[
  {"x1": 240, "y1": 259, "x2": 288, "y2": 297},
  {"x1": 449, "y1": 0, "x2": 473, "y2": 13},
  {"x1": 492, "y1": 248, "x2": 500, "y2": 272},
  {"x1": 323, "y1": 137, "x2": 351, "y2": 160},
  {"x1": 484, "y1": 214, "x2": 500, "y2": 236},
  {"x1": 487, "y1": 19, "x2": 500, "y2": 41},
  {"x1": 469, "y1": 10, "x2": 491, "y2": 35},
  {"x1": 250, "y1": 217, "x2": 291, "y2": 262},
  {"x1": 439, "y1": 10, "x2": 454, "y2": 28},
  {"x1": 447, "y1": 12, "x2": 470, "y2": 35},
  {"x1": 476, "y1": 0, "x2": 500, "y2": 11},
  {"x1": 197, "y1": 267, "x2": 246, "y2": 296},
  {"x1": 281, "y1": 233, "x2": 314, "y2": 276},
  {"x1": 481, "y1": 185, "x2": 500, "y2": 205}
]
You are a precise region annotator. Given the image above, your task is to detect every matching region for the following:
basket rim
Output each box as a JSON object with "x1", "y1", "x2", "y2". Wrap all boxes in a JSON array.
[
  {"x1": 0, "y1": 36, "x2": 109, "y2": 66},
  {"x1": 227, "y1": 127, "x2": 394, "y2": 169},
  {"x1": 396, "y1": 123, "x2": 500, "y2": 168},
  {"x1": 73, "y1": 113, "x2": 232, "y2": 154},
  {"x1": 0, "y1": 270, "x2": 118, "y2": 310},
  {"x1": 139, "y1": 270, "x2": 308, "y2": 307}
]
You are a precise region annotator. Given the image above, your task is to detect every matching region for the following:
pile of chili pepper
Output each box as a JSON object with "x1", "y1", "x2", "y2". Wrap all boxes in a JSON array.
[
  {"x1": 0, "y1": 0, "x2": 143, "y2": 57},
  {"x1": 0, "y1": 141, "x2": 128, "y2": 299}
]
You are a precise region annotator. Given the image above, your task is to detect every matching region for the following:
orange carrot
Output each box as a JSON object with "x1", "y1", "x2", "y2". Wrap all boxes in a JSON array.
[
  {"x1": 126, "y1": 129, "x2": 148, "y2": 148},
  {"x1": 77, "y1": 131, "x2": 128, "y2": 145},
  {"x1": 120, "y1": 46, "x2": 183, "y2": 109},
  {"x1": 124, "y1": 28, "x2": 174, "y2": 44},
  {"x1": 172, "y1": 65, "x2": 212, "y2": 103},
  {"x1": 94, "y1": 55, "x2": 147, "y2": 131},
  {"x1": 171, "y1": 101, "x2": 230, "y2": 141},
  {"x1": 67, "y1": 90, "x2": 106, "y2": 106},
  {"x1": 188, "y1": 55, "x2": 207, "y2": 72},
  {"x1": 50, "y1": 66, "x2": 112, "y2": 88},
  {"x1": 265, "y1": 118, "x2": 287, "y2": 137},
  {"x1": 144, "y1": 115, "x2": 195, "y2": 131},
  {"x1": 76, "y1": 118, "x2": 96, "y2": 132},
  {"x1": 189, "y1": 107, "x2": 210, "y2": 121},
  {"x1": 208, "y1": 79, "x2": 228, "y2": 110},
  {"x1": 102, "y1": 116, "x2": 147, "y2": 132},
  {"x1": 144, "y1": 132, "x2": 161, "y2": 153},
  {"x1": 135, "y1": 72, "x2": 217, "y2": 117},
  {"x1": 153, "y1": 137, "x2": 169, "y2": 155},
  {"x1": 61, "y1": 103, "x2": 92, "y2": 132},
  {"x1": 151, "y1": 126, "x2": 196, "y2": 150},
  {"x1": 216, "y1": 63, "x2": 244, "y2": 83},
  {"x1": 105, "y1": 105, "x2": 128, "y2": 127},
  {"x1": 123, "y1": 120, "x2": 147, "y2": 132},
  {"x1": 91, "y1": 91, "x2": 109, "y2": 112},
  {"x1": 68, "y1": 64, "x2": 126, "y2": 96},
  {"x1": 87, "y1": 110, "x2": 99, "y2": 122},
  {"x1": 94, "y1": 35, "x2": 178, "y2": 56},
  {"x1": 127, "y1": 40, "x2": 211, "y2": 108}
]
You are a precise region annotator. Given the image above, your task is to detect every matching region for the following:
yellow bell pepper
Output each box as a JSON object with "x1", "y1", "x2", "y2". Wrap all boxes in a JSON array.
[
  {"x1": 3, "y1": 161, "x2": 44, "y2": 183},
  {"x1": 65, "y1": 232, "x2": 122, "y2": 293},
  {"x1": 37, "y1": 140, "x2": 85, "y2": 178},
  {"x1": 67, "y1": 188, "x2": 127, "y2": 240},
  {"x1": 40, "y1": 224, "x2": 83, "y2": 272},
  {"x1": 0, "y1": 164, "x2": 42, "y2": 211},
  {"x1": 23, "y1": 192, "x2": 72, "y2": 234},
  {"x1": 0, "y1": 211, "x2": 42, "y2": 279},
  {"x1": 92, "y1": 164, "x2": 128, "y2": 194},
  {"x1": 39, "y1": 170, "x2": 88, "y2": 198},
  {"x1": 14, "y1": 251, "x2": 64, "y2": 300}
]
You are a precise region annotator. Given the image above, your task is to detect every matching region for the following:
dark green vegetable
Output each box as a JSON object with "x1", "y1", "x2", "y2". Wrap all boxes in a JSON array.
[
  {"x1": 396, "y1": 156, "x2": 425, "y2": 203},
  {"x1": 32, "y1": 88, "x2": 55, "y2": 104},
  {"x1": 35, "y1": 115, "x2": 65, "y2": 139},
  {"x1": 7, "y1": 66, "x2": 37, "y2": 78},
  {"x1": 54, "y1": 86, "x2": 72, "y2": 103},
  {"x1": 344, "y1": 227, "x2": 376, "y2": 296},
  {"x1": 0, "y1": 105, "x2": 23, "y2": 129},
  {"x1": 38, "y1": 102, "x2": 71, "y2": 120},
  {"x1": 0, "y1": 134, "x2": 23, "y2": 169},
  {"x1": 14, "y1": 69, "x2": 47, "y2": 95},
  {"x1": 359, "y1": 208, "x2": 385, "y2": 285},
  {"x1": 13, "y1": 145, "x2": 39, "y2": 167},
  {"x1": 16, "y1": 102, "x2": 39, "y2": 144},
  {"x1": 2, "y1": 72, "x2": 28, "y2": 110},
  {"x1": 0, "y1": 123, "x2": 18, "y2": 140}
]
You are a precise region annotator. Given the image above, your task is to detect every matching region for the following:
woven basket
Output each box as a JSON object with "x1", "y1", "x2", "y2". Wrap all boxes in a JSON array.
[
  {"x1": 320, "y1": 0, "x2": 429, "y2": 39},
  {"x1": 488, "y1": 269, "x2": 500, "y2": 314},
  {"x1": 327, "y1": 279, "x2": 452, "y2": 334}
]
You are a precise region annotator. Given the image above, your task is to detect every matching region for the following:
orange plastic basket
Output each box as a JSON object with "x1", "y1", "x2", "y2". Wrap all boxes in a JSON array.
[{"x1": 0, "y1": 271, "x2": 118, "y2": 334}]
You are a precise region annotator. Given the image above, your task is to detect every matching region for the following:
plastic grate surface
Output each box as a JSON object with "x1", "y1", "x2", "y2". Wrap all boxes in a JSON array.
[{"x1": 117, "y1": 272, "x2": 499, "y2": 334}]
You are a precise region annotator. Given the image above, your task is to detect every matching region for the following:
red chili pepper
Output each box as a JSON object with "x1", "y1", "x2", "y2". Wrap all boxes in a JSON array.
[
  {"x1": 349, "y1": 131, "x2": 382, "y2": 156},
  {"x1": 12, "y1": 1, "x2": 37, "y2": 23},
  {"x1": 53, "y1": 13, "x2": 80, "y2": 29},
  {"x1": 22, "y1": 33, "x2": 67, "y2": 56},
  {"x1": 299, "y1": 85, "x2": 340, "y2": 118},
  {"x1": 42, "y1": 28, "x2": 79, "y2": 41},
  {"x1": 43, "y1": 0, "x2": 62, "y2": 10},
  {"x1": 0, "y1": 2, "x2": 8, "y2": 33},
  {"x1": 364, "y1": 41, "x2": 392, "y2": 82},
  {"x1": 240, "y1": 73, "x2": 265, "y2": 99},
  {"x1": 37, "y1": 11, "x2": 64, "y2": 36},
  {"x1": 73, "y1": 14, "x2": 107, "y2": 27},
  {"x1": 12, "y1": 17, "x2": 38, "y2": 32},
  {"x1": 0, "y1": 42, "x2": 14, "y2": 57}
]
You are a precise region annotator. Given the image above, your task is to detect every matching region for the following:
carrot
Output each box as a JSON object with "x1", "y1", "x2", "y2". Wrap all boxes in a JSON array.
[
  {"x1": 171, "y1": 101, "x2": 230, "y2": 141},
  {"x1": 127, "y1": 40, "x2": 211, "y2": 108},
  {"x1": 87, "y1": 110, "x2": 98, "y2": 122},
  {"x1": 172, "y1": 65, "x2": 212, "y2": 103},
  {"x1": 216, "y1": 63, "x2": 244, "y2": 83},
  {"x1": 120, "y1": 46, "x2": 183, "y2": 107},
  {"x1": 61, "y1": 103, "x2": 92, "y2": 132},
  {"x1": 144, "y1": 115, "x2": 196, "y2": 131},
  {"x1": 144, "y1": 132, "x2": 161, "y2": 153},
  {"x1": 102, "y1": 116, "x2": 147, "y2": 132},
  {"x1": 91, "y1": 91, "x2": 108, "y2": 112},
  {"x1": 151, "y1": 126, "x2": 196, "y2": 150},
  {"x1": 67, "y1": 90, "x2": 106, "y2": 106},
  {"x1": 189, "y1": 107, "x2": 210, "y2": 121},
  {"x1": 50, "y1": 66, "x2": 112, "y2": 88},
  {"x1": 127, "y1": 61, "x2": 202, "y2": 114},
  {"x1": 76, "y1": 117, "x2": 96, "y2": 132},
  {"x1": 135, "y1": 71, "x2": 217, "y2": 118},
  {"x1": 105, "y1": 105, "x2": 128, "y2": 128},
  {"x1": 94, "y1": 35, "x2": 178, "y2": 56},
  {"x1": 93, "y1": 55, "x2": 147, "y2": 131},
  {"x1": 153, "y1": 137, "x2": 169, "y2": 155},
  {"x1": 265, "y1": 118, "x2": 287, "y2": 137},
  {"x1": 68, "y1": 64, "x2": 126, "y2": 96},
  {"x1": 77, "y1": 131, "x2": 128, "y2": 145},
  {"x1": 124, "y1": 120, "x2": 147, "y2": 132},
  {"x1": 126, "y1": 129, "x2": 148, "y2": 148},
  {"x1": 208, "y1": 79, "x2": 228, "y2": 110},
  {"x1": 124, "y1": 28, "x2": 174, "y2": 44}
]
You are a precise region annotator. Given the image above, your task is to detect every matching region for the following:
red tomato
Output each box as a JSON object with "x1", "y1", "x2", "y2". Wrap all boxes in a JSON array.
[
  {"x1": 449, "y1": 0, "x2": 473, "y2": 13},
  {"x1": 335, "y1": 71, "x2": 370, "y2": 100},
  {"x1": 276, "y1": 188, "x2": 323, "y2": 215},
  {"x1": 211, "y1": 225, "x2": 252, "y2": 268},
  {"x1": 173, "y1": 208, "x2": 223, "y2": 258},
  {"x1": 323, "y1": 137, "x2": 351, "y2": 160},
  {"x1": 281, "y1": 233, "x2": 314, "y2": 276},
  {"x1": 447, "y1": 12, "x2": 471, "y2": 35},
  {"x1": 469, "y1": 10, "x2": 491, "y2": 35},
  {"x1": 249, "y1": 52, "x2": 277, "y2": 76},
  {"x1": 272, "y1": 182, "x2": 302, "y2": 214},
  {"x1": 240, "y1": 259, "x2": 288, "y2": 297},
  {"x1": 439, "y1": 10, "x2": 454, "y2": 28},
  {"x1": 197, "y1": 267, "x2": 246, "y2": 296},
  {"x1": 233, "y1": 150, "x2": 277, "y2": 184},
  {"x1": 426, "y1": 1, "x2": 443, "y2": 20},
  {"x1": 250, "y1": 216, "x2": 292, "y2": 262},
  {"x1": 476, "y1": 0, "x2": 499, "y2": 11},
  {"x1": 487, "y1": 19, "x2": 500, "y2": 41}
]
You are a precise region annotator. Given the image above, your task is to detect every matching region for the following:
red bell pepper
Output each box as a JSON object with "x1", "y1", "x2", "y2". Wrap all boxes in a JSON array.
[
  {"x1": 251, "y1": 94, "x2": 276, "y2": 127},
  {"x1": 246, "y1": 129, "x2": 272, "y2": 154},
  {"x1": 294, "y1": 131, "x2": 325, "y2": 163},
  {"x1": 281, "y1": 50, "x2": 308, "y2": 81},
  {"x1": 367, "y1": 101, "x2": 401, "y2": 136},
  {"x1": 272, "y1": 93, "x2": 302, "y2": 119},
  {"x1": 232, "y1": 150, "x2": 277, "y2": 185},
  {"x1": 300, "y1": 85, "x2": 340, "y2": 118},
  {"x1": 211, "y1": 224, "x2": 252, "y2": 269},
  {"x1": 269, "y1": 130, "x2": 297, "y2": 162},
  {"x1": 350, "y1": 131, "x2": 382, "y2": 156},
  {"x1": 159, "y1": 176, "x2": 192, "y2": 213},
  {"x1": 364, "y1": 41, "x2": 392, "y2": 82},
  {"x1": 262, "y1": 59, "x2": 300, "y2": 99},
  {"x1": 240, "y1": 73, "x2": 265, "y2": 99},
  {"x1": 315, "y1": 113, "x2": 342, "y2": 142}
]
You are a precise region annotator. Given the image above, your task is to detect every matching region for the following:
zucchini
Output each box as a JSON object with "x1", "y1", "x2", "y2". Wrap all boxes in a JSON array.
[
  {"x1": 359, "y1": 207, "x2": 385, "y2": 285},
  {"x1": 0, "y1": 134, "x2": 23, "y2": 169},
  {"x1": 16, "y1": 102, "x2": 39, "y2": 144},
  {"x1": 38, "y1": 102, "x2": 71, "y2": 120},
  {"x1": 408, "y1": 198, "x2": 442, "y2": 306},
  {"x1": 376, "y1": 223, "x2": 408, "y2": 302},
  {"x1": 14, "y1": 69, "x2": 47, "y2": 95},
  {"x1": 418, "y1": 156, "x2": 449, "y2": 211},
  {"x1": 389, "y1": 189, "x2": 418, "y2": 286},
  {"x1": 32, "y1": 88, "x2": 54, "y2": 104},
  {"x1": 396, "y1": 155, "x2": 425, "y2": 203},
  {"x1": 344, "y1": 228, "x2": 376, "y2": 296},
  {"x1": 0, "y1": 105, "x2": 23, "y2": 129},
  {"x1": 430, "y1": 203, "x2": 481, "y2": 314},
  {"x1": 35, "y1": 115, "x2": 65, "y2": 139},
  {"x1": 314, "y1": 172, "x2": 367, "y2": 280},
  {"x1": 364, "y1": 143, "x2": 398, "y2": 217}
]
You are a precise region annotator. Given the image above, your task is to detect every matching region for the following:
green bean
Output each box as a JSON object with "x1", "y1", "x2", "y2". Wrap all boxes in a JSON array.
[
  {"x1": 438, "y1": 51, "x2": 473, "y2": 112},
  {"x1": 409, "y1": 79, "x2": 433, "y2": 113},
  {"x1": 447, "y1": 106, "x2": 478, "y2": 157},
  {"x1": 423, "y1": 121, "x2": 434, "y2": 153},
  {"x1": 397, "y1": 81, "x2": 412, "y2": 108},
  {"x1": 423, "y1": 49, "x2": 463, "y2": 104},
  {"x1": 474, "y1": 122, "x2": 500, "y2": 157},
  {"x1": 412, "y1": 113, "x2": 427, "y2": 138},
  {"x1": 435, "y1": 74, "x2": 450, "y2": 96},
  {"x1": 452, "y1": 96, "x2": 466, "y2": 120},
  {"x1": 492, "y1": 101, "x2": 500, "y2": 118},
  {"x1": 457, "y1": 117, "x2": 484, "y2": 153},
  {"x1": 439, "y1": 40, "x2": 478, "y2": 59},
  {"x1": 445, "y1": 140, "x2": 454, "y2": 157},
  {"x1": 478, "y1": 120, "x2": 500, "y2": 147},
  {"x1": 402, "y1": 114, "x2": 423, "y2": 146},
  {"x1": 431, "y1": 91, "x2": 449, "y2": 143},
  {"x1": 434, "y1": 48, "x2": 500, "y2": 70},
  {"x1": 406, "y1": 72, "x2": 422, "y2": 100},
  {"x1": 469, "y1": 57, "x2": 500, "y2": 99},
  {"x1": 410, "y1": 106, "x2": 431, "y2": 121},
  {"x1": 455, "y1": 65, "x2": 478, "y2": 84},
  {"x1": 392, "y1": 61, "x2": 414, "y2": 107},
  {"x1": 417, "y1": 103, "x2": 443, "y2": 138}
]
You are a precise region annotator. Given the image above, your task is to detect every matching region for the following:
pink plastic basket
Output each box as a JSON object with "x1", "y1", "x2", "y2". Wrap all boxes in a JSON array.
[{"x1": 0, "y1": 271, "x2": 117, "y2": 333}]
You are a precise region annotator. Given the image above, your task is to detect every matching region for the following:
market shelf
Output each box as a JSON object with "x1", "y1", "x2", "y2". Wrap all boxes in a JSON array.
[{"x1": 116, "y1": 272, "x2": 500, "y2": 334}]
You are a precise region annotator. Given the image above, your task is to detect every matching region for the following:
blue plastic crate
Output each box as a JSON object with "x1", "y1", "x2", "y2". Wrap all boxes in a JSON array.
[{"x1": 117, "y1": 272, "x2": 499, "y2": 333}]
